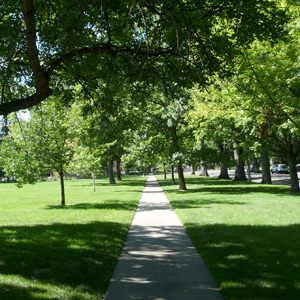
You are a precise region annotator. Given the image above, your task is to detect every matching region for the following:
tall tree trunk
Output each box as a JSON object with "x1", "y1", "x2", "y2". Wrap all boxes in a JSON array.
[
  {"x1": 92, "y1": 173, "x2": 96, "y2": 192},
  {"x1": 199, "y1": 165, "x2": 209, "y2": 176},
  {"x1": 217, "y1": 143, "x2": 230, "y2": 179},
  {"x1": 219, "y1": 163, "x2": 230, "y2": 179},
  {"x1": 59, "y1": 170, "x2": 65, "y2": 205},
  {"x1": 177, "y1": 163, "x2": 186, "y2": 190},
  {"x1": 163, "y1": 162, "x2": 167, "y2": 179},
  {"x1": 288, "y1": 162, "x2": 299, "y2": 192},
  {"x1": 199, "y1": 138, "x2": 209, "y2": 177},
  {"x1": 116, "y1": 156, "x2": 122, "y2": 181},
  {"x1": 284, "y1": 133, "x2": 299, "y2": 192},
  {"x1": 108, "y1": 157, "x2": 116, "y2": 184},
  {"x1": 217, "y1": 144, "x2": 230, "y2": 179},
  {"x1": 261, "y1": 149, "x2": 272, "y2": 184},
  {"x1": 92, "y1": 168, "x2": 96, "y2": 192},
  {"x1": 170, "y1": 164, "x2": 176, "y2": 185},
  {"x1": 171, "y1": 126, "x2": 187, "y2": 190},
  {"x1": 246, "y1": 160, "x2": 252, "y2": 183},
  {"x1": 233, "y1": 142, "x2": 247, "y2": 181}
]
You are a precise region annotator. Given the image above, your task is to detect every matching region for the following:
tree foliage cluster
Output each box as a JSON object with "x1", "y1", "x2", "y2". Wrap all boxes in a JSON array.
[
  {"x1": 186, "y1": 4, "x2": 300, "y2": 190},
  {"x1": 0, "y1": 0, "x2": 286, "y2": 114},
  {"x1": 1, "y1": 0, "x2": 300, "y2": 202}
]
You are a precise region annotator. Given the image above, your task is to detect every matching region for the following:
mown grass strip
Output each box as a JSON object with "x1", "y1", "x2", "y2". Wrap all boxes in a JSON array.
[
  {"x1": 156, "y1": 175, "x2": 300, "y2": 300},
  {"x1": 0, "y1": 176, "x2": 146, "y2": 300}
]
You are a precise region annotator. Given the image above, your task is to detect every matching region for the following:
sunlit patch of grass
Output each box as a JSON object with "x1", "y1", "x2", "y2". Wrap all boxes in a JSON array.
[
  {"x1": 1, "y1": 274, "x2": 101, "y2": 300},
  {"x1": 226, "y1": 255, "x2": 248, "y2": 260},
  {"x1": 221, "y1": 281, "x2": 246, "y2": 288},
  {"x1": 0, "y1": 176, "x2": 146, "y2": 299},
  {"x1": 208, "y1": 242, "x2": 245, "y2": 248},
  {"x1": 157, "y1": 175, "x2": 300, "y2": 300},
  {"x1": 253, "y1": 279, "x2": 277, "y2": 289}
]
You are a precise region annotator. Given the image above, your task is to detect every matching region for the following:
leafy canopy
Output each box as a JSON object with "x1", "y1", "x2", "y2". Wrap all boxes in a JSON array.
[{"x1": 0, "y1": 0, "x2": 287, "y2": 115}]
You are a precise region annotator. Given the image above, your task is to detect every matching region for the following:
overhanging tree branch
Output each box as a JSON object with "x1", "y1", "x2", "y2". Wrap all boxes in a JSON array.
[
  {"x1": 23, "y1": 0, "x2": 52, "y2": 95},
  {"x1": 0, "y1": 43, "x2": 176, "y2": 116}
]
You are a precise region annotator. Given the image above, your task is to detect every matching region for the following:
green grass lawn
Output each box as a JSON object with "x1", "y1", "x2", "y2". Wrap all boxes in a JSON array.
[
  {"x1": 156, "y1": 175, "x2": 300, "y2": 300},
  {"x1": 0, "y1": 176, "x2": 147, "y2": 300}
]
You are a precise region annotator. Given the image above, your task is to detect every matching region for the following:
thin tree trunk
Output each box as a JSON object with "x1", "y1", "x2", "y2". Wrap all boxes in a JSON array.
[
  {"x1": 163, "y1": 163, "x2": 167, "y2": 179},
  {"x1": 261, "y1": 149, "x2": 272, "y2": 184},
  {"x1": 246, "y1": 160, "x2": 252, "y2": 183},
  {"x1": 284, "y1": 133, "x2": 300, "y2": 192},
  {"x1": 92, "y1": 172, "x2": 96, "y2": 192},
  {"x1": 116, "y1": 156, "x2": 122, "y2": 181},
  {"x1": 170, "y1": 164, "x2": 176, "y2": 185},
  {"x1": 233, "y1": 142, "x2": 247, "y2": 181},
  {"x1": 171, "y1": 126, "x2": 187, "y2": 190},
  {"x1": 199, "y1": 138, "x2": 209, "y2": 177},
  {"x1": 59, "y1": 170, "x2": 65, "y2": 205},
  {"x1": 108, "y1": 157, "x2": 116, "y2": 184}
]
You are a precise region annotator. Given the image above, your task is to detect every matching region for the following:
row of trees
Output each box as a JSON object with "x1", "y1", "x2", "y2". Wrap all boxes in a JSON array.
[
  {"x1": 0, "y1": 0, "x2": 299, "y2": 202},
  {"x1": 111, "y1": 2, "x2": 300, "y2": 191}
]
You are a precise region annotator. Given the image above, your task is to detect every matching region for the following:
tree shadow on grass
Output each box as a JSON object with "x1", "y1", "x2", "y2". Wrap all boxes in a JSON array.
[
  {"x1": 45, "y1": 200, "x2": 138, "y2": 210},
  {"x1": 0, "y1": 221, "x2": 128, "y2": 300},
  {"x1": 70, "y1": 178, "x2": 147, "y2": 189},
  {"x1": 158, "y1": 177, "x2": 293, "y2": 197},
  {"x1": 185, "y1": 223, "x2": 300, "y2": 300},
  {"x1": 170, "y1": 199, "x2": 247, "y2": 209}
]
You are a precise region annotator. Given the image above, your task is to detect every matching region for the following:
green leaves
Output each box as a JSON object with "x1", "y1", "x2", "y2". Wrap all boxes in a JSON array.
[
  {"x1": 0, "y1": 0, "x2": 289, "y2": 115},
  {"x1": 0, "y1": 99, "x2": 76, "y2": 187}
]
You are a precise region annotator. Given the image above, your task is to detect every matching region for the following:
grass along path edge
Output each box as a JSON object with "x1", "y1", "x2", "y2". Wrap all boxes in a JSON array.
[
  {"x1": 0, "y1": 175, "x2": 147, "y2": 300},
  {"x1": 156, "y1": 175, "x2": 300, "y2": 300}
]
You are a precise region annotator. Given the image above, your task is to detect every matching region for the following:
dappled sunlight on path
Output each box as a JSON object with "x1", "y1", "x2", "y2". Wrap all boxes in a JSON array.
[{"x1": 104, "y1": 175, "x2": 224, "y2": 300}]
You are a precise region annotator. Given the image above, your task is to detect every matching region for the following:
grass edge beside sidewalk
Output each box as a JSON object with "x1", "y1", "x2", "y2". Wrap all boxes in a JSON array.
[
  {"x1": 0, "y1": 176, "x2": 147, "y2": 300},
  {"x1": 156, "y1": 175, "x2": 300, "y2": 300}
]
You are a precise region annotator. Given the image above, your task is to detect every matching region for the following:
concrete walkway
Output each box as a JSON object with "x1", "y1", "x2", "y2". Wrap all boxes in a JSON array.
[{"x1": 104, "y1": 175, "x2": 225, "y2": 300}]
